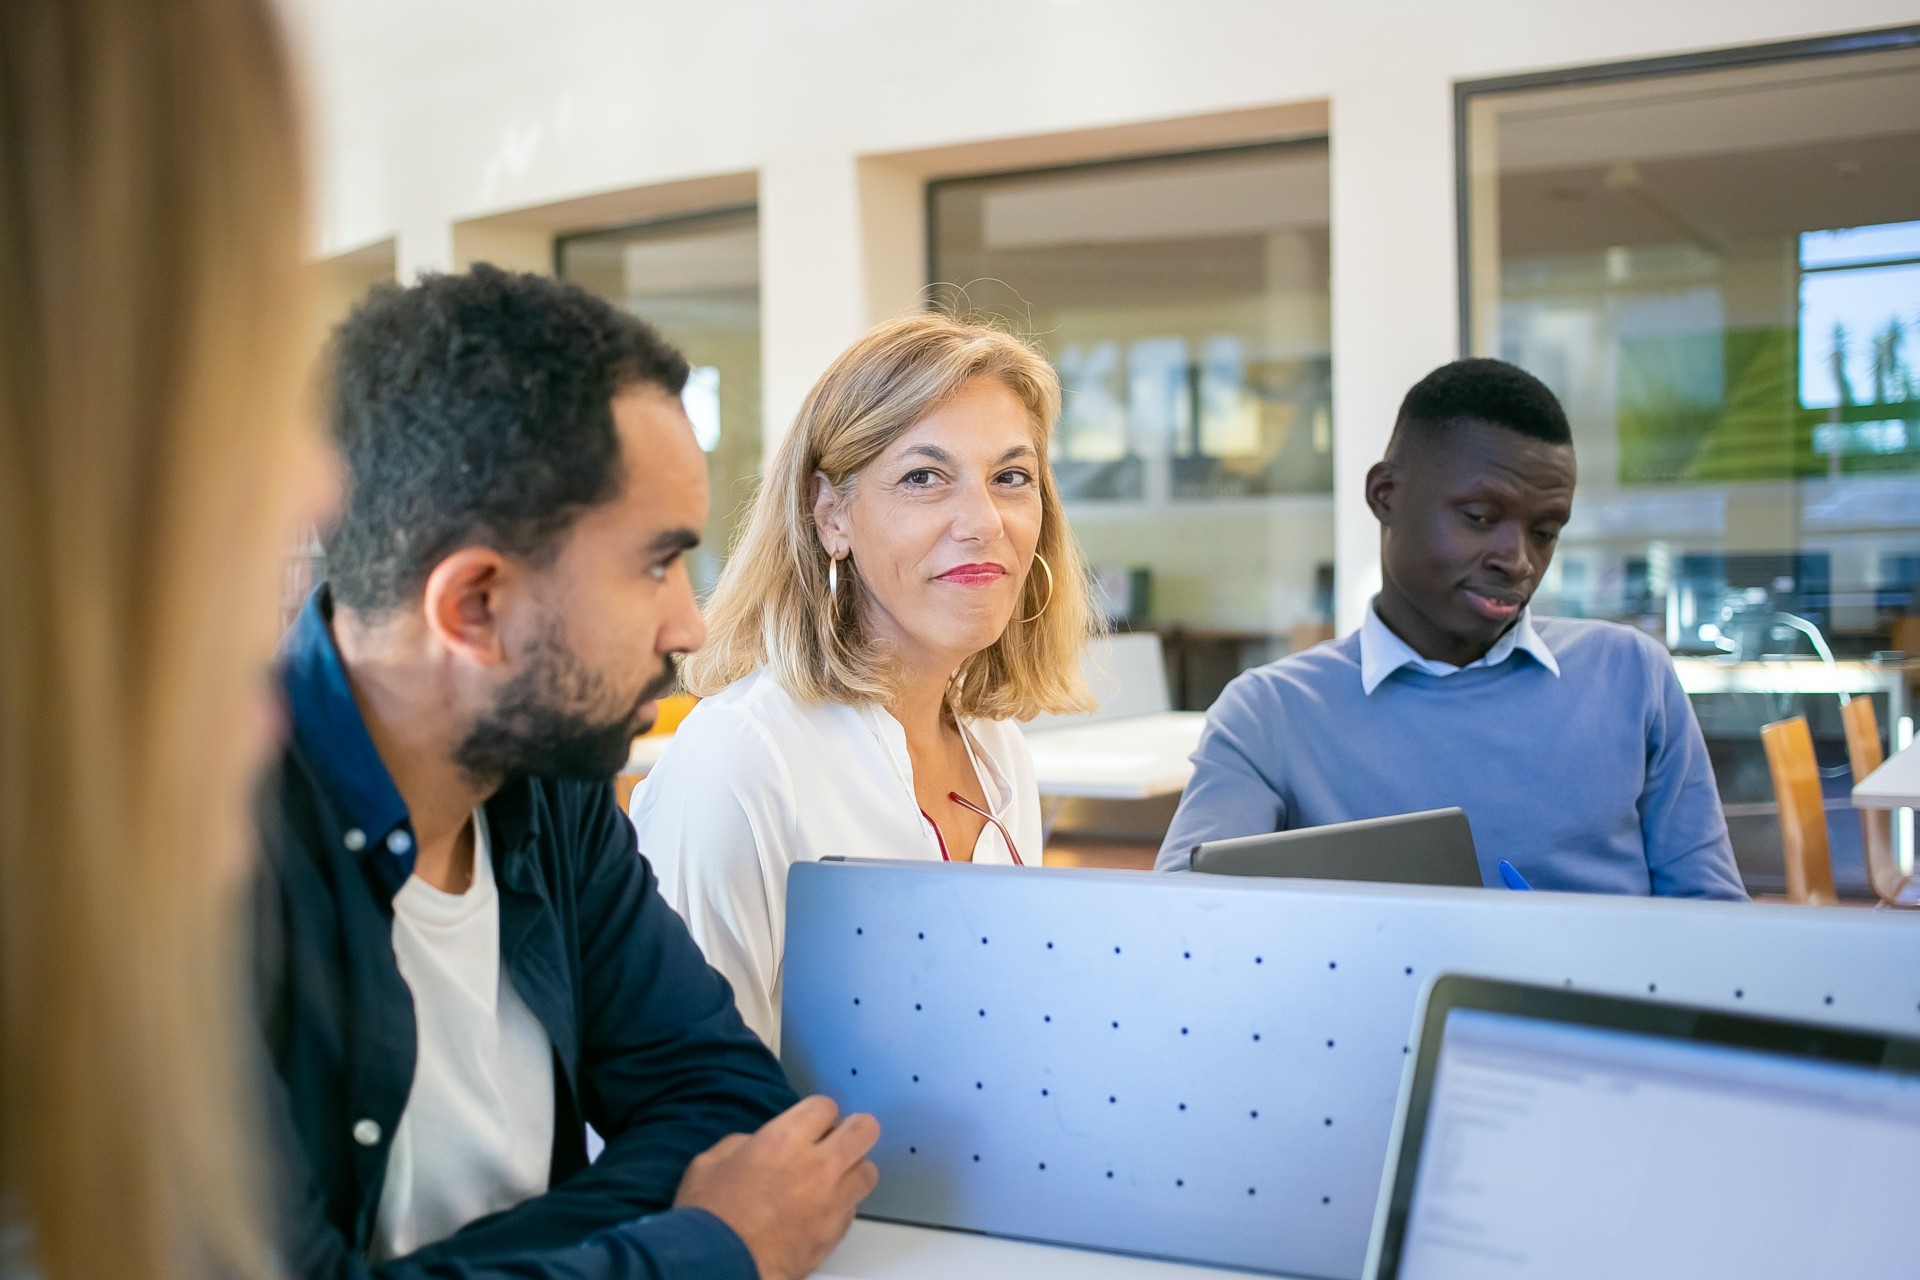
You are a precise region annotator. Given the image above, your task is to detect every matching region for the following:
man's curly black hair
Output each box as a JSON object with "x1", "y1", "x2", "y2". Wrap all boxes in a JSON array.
[
  {"x1": 323, "y1": 263, "x2": 690, "y2": 615},
  {"x1": 1388, "y1": 357, "x2": 1571, "y2": 456}
]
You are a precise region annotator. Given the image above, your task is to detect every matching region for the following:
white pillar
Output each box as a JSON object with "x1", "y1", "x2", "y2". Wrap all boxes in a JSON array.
[
  {"x1": 453, "y1": 220, "x2": 556, "y2": 275},
  {"x1": 1328, "y1": 75, "x2": 1459, "y2": 633},
  {"x1": 396, "y1": 216, "x2": 455, "y2": 282},
  {"x1": 757, "y1": 152, "x2": 929, "y2": 456},
  {"x1": 857, "y1": 157, "x2": 930, "y2": 326},
  {"x1": 758, "y1": 154, "x2": 871, "y2": 455}
]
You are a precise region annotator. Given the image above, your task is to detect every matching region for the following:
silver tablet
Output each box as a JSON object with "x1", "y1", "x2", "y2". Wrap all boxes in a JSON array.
[{"x1": 1189, "y1": 806, "x2": 1484, "y2": 887}]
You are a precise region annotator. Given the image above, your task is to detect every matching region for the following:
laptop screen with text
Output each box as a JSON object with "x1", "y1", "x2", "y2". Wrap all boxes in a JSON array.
[{"x1": 1395, "y1": 1007, "x2": 1920, "y2": 1280}]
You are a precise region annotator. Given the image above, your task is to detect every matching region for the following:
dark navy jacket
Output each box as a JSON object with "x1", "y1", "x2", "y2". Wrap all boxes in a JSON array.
[{"x1": 256, "y1": 589, "x2": 796, "y2": 1279}]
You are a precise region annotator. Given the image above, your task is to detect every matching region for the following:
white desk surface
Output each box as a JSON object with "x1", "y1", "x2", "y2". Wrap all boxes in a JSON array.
[
  {"x1": 1853, "y1": 737, "x2": 1920, "y2": 810},
  {"x1": 622, "y1": 710, "x2": 1207, "y2": 800},
  {"x1": 1670, "y1": 656, "x2": 1912, "y2": 695},
  {"x1": 815, "y1": 1218, "x2": 1285, "y2": 1280},
  {"x1": 620, "y1": 734, "x2": 673, "y2": 778},
  {"x1": 1022, "y1": 711, "x2": 1207, "y2": 801}
]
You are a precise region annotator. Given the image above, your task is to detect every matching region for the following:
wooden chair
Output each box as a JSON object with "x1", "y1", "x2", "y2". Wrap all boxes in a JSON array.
[
  {"x1": 1760, "y1": 715, "x2": 1838, "y2": 905},
  {"x1": 1840, "y1": 697, "x2": 1920, "y2": 908}
]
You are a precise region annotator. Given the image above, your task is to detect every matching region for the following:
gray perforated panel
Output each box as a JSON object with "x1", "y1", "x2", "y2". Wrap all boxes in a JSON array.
[{"x1": 781, "y1": 861, "x2": 1920, "y2": 1279}]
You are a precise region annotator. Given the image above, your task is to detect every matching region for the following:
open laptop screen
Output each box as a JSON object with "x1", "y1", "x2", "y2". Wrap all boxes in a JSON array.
[{"x1": 1390, "y1": 1003, "x2": 1920, "y2": 1280}]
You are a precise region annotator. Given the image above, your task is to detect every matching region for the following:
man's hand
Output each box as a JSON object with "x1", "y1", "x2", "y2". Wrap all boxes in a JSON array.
[{"x1": 674, "y1": 1095, "x2": 880, "y2": 1280}]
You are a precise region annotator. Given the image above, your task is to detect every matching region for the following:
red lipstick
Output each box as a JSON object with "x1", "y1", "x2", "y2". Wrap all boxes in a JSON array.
[{"x1": 936, "y1": 563, "x2": 1008, "y2": 587}]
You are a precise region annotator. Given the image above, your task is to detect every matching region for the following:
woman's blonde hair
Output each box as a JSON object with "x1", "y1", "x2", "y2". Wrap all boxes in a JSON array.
[
  {"x1": 686, "y1": 312, "x2": 1098, "y2": 721},
  {"x1": 0, "y1": 1, "x2": 308, "y2": 1278}
]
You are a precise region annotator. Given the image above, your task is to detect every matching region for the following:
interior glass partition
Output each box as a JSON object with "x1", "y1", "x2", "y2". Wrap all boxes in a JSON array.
[
  {"x1": 1461, "y1": 33, "x2": 1920, "y2": 893},
  {"x1": 929, "y1": 143, "x2": 1334, "y2": 709},
  {"x1": 558, "y1": 207, "x2": 762, "y2": 595},
  {"x1": 1464, "y1": 41, "x2": 1920, "y2": 655}
]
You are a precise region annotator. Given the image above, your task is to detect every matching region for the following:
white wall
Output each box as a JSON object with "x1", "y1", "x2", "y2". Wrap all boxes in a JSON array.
[{"x1": 282, "y1": 0, "x2": 1919, "y2": 631}]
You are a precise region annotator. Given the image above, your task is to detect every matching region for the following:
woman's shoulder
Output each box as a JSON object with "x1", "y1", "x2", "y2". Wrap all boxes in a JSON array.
[
  {"x1": 694, "y1": 666, "x2": 784, "y2": 714},
  {"x1": 693, "y1": 667, "x2": 866, "y2": 738},
  {"x1": 634, "y1": 674, "x2": 798, "y2": 832},
  {"x1": 649, "y1": 673, "x2": 785, "y2": 783},
  {"x1": 666, "y1": 668, "x2": 871, "y2": 769}
]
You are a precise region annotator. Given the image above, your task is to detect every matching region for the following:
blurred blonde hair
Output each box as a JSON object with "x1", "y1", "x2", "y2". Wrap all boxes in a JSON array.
[
  {"x1": 0, "y1": 1, "x2": 308, "y2": 1278},
  {"x1": 685, "y1": 312, "x2": 1097, "y2": 721}
]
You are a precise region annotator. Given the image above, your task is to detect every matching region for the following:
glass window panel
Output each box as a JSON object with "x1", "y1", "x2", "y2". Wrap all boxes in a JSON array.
[
  {"x1": 1464, "y1": 43, "x2": 1920, "y2": 895},
  {"x1": 1465, "y1": 48, "x2": 1920, "y2": 654},
  {"x1": 558, "y1": 209, "x2": 761, "y2": 595},
  {"x1": 929, "y1": 144, "x2": 1335, "y2": 690}
]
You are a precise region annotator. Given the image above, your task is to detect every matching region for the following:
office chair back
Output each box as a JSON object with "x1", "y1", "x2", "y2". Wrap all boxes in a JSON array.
[
  {"x1": 1026, "y1": 631, "x2": 1170, "y2": 729},
  {"x1": 1760, "y1": 715, "x2": 1838, "y2": 906}
]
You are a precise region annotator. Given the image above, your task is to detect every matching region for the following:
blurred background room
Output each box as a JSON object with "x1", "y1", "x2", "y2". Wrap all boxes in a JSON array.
[{"x1": 284, "y1": 0, "x2": 1920, "y2": 897}]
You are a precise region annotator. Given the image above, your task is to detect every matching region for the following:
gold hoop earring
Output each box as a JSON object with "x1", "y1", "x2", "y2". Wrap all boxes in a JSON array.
[{"x1": 1015, "y1": 551, "x2": 1054, "y2": 624}]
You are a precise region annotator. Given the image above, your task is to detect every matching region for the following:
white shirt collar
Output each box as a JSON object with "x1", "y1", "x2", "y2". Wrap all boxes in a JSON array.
[
  {"x1": 857, "y1": 701, "x2": 1015, "y2": 822},
  {"x1": 1359, "y1": 599, "x2": 1560, "y2": 696}
]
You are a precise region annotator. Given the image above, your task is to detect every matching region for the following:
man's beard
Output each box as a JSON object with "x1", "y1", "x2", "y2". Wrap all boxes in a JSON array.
[{"x1": 454, "y1": 613, "x2": 678, "y2": 787}]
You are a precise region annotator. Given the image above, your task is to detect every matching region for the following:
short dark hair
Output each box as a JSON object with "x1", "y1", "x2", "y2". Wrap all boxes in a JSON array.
[
  {"x1": 323, "y1": 264, "x2": 690, "y2": 614},
  {"x1": 1390, "y1": 357, "x2": 1571, "y2": 450}
]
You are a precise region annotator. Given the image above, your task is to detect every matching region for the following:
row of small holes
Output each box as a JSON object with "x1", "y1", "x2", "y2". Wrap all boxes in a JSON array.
[
  {"x1": 867, "y1": 999, "x2": 1341, "y2": 1043},
  {"x1": 876, "y1": 1078, "x2": 1314, "y2": 1126},
  {"x1": 879, "y1": 1075, "x2": 1321, "y2": 1128},
  {"x1": 864, "y1": 999, "x2": 1856, "y2": 1071},
  {"x1": 878, "y1": 928, "x2": 1902, "y2": 1013},
  {"x1": 854, "y1": 996, "x2": 1873, "y2": 1078},
  {"x1": 895, "y1": 1147, "x2": 1336, "y2": 1203},
  {"x1": 882, "y1": 928, "x2": 1418, "y2": 975},
  {"x1": 869, "y1": 978, "x2": 1850, "y2": 1010}
]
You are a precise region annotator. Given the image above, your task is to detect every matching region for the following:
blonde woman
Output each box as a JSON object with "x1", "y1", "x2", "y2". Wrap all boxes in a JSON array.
[
  {"x1": 632, "y1": 313, "x2": 1097, "y2": 1049},
  {"x1": 0, "y1": 1, "x2": 311, "y2": 1278}
]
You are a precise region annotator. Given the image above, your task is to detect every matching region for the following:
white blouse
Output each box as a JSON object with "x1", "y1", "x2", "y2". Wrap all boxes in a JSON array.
[{"x1": 629, "y1": 667, "x2": 1043, "y2": 1051}]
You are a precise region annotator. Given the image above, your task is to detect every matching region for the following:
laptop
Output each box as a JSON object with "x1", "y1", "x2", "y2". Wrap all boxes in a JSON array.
[
  {"x1": 1364, "y1": 975, "x2": 1920, "y2": 1280},
  {"x1": 1189, "y1": 807, "x2": 1483, "y2": 887}
]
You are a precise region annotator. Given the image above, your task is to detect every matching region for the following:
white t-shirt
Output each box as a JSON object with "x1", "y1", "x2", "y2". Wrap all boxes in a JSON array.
[
  {"x1": 373, "y1": 808, "x2": 555, "y2": 1261},
  {"x1": 629, "y1": 668, "x2": 1043, "y2": 1052}
]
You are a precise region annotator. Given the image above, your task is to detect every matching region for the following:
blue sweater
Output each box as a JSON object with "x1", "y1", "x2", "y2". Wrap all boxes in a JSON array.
[{"x1": 1156, "y1": 617, "x2": 1747, "y2": 899}]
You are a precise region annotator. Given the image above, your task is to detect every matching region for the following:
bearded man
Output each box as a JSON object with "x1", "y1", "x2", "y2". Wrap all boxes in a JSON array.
[{"x1": 259, "y1": 265, "x2": 877, "y2": 1280}]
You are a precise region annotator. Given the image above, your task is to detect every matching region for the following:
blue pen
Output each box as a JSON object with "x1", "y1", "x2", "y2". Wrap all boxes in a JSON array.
[{"x1": 1497, "y1": 860, "x2": 1533, "y2": 891}]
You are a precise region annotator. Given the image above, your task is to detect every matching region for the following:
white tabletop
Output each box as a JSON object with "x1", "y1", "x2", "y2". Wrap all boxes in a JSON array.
[
  {"x1": 815, "y1": 1218, "x2": 1285, "y2": 1280},
  {"x1": 620, "y1": 734, "x2": 673, "y2": 777},
  {"x1": 623, "y1": 710, "x2": 1209, "y2": 800},
  {"x1": 1022, "y1": 711, "x2": 1207, "y2": 801},
  {"x1": 1853, "y1": 736, "x2": 1920, "y2": 810},
  {"x1": 1670, "y1": 656, "x2": 1912, "y2": 696}
]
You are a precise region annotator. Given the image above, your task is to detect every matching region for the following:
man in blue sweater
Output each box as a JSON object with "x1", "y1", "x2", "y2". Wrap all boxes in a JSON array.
[{"x1": 1157, "y1": 358, "x2": 1746, "y2": 899}]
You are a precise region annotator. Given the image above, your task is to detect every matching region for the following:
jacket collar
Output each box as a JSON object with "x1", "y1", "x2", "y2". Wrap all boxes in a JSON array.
[
  {"x1": 280, "y1": 586, "x2": 555, "y2": 902},
  {"x1": 280, "y1": 587, "x2": 412, "y2": 867}
]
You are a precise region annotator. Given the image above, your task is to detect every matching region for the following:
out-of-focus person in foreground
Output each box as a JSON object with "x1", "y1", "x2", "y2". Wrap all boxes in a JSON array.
[{"x1": 0, "y1": 1, "x2": 312, "y2": 1279}]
